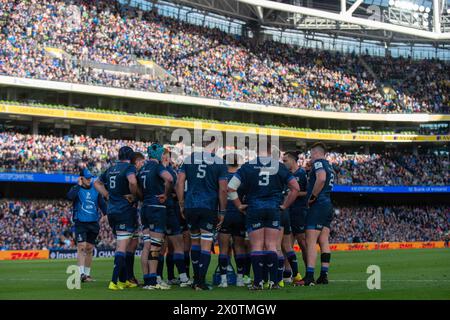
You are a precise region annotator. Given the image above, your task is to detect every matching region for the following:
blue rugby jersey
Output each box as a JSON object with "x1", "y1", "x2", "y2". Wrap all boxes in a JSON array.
[
  {"x1": 67, "y1": 181, "x2": 106, "y2": 222},
  {"x1": 290, "y1": 167, "x2": 308, "y2": 209},
  {"x1": 178, "y1": 152, "x2": 228, "y2": 210},
  {"x1": 99, "y1": 161, "x2": 136, "y2": 215},
  {"x1": 306, "y1": 159, "x2": 335, "y2": 202},
  {"x1": 137, "y1": 160, "x2": 170, "y2": 206},
  {"x1": 234, "y1": 156, "x2": 294, "y2": 210}
]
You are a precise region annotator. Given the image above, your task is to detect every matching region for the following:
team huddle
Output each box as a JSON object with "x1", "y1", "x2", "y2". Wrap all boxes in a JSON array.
[{"x1": 67, "y1": 139, "x2": 335, "y2": 291}]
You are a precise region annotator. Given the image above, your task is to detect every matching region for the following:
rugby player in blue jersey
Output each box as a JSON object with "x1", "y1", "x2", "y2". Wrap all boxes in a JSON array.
[
  {"x1": 227, "y1": 142, "x2": 300, "y2": 290},
  {"x1": 282, "y1": 151, "x2": 308, "y2": 285},
  {"x1": 176, "y1": 137, "x2": 228, "y2": 291},
  {"x1": 67, "y1": 168, "x2": 107, "y2": 283},
  {"x1": 162, "y1": 149, "x2": 192, "y2": 287},
  {"x1": 298, "y1": 142, "x2": 335, "y2": 286},
  {"x1": 137, "y1": 143, "x2": 174, "y2": 290},
  {"x1": 94, "y1": 146, "x2": 141, "y2": 290},
  {"x1": 217, "y1": 153, "x2": 248, "y2": 287}
]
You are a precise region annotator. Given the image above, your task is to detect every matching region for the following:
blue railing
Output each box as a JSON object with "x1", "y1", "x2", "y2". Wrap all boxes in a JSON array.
[{"x1": 0, "y1": 172, "x2": 449, "y2": 193}]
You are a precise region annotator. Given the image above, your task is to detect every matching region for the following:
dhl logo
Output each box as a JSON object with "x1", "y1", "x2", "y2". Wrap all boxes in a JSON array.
[
  {"x1": 375, "y1": 243, "x2": 391, "y2": 250},
  {"x1": 10, "y1": 252, "x2": 39, "y2": 260}
]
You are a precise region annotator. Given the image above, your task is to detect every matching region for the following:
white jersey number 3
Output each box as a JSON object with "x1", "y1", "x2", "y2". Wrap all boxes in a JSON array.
[{"x1": 258, "y1": 171, "x2": 270, "y2": 186}]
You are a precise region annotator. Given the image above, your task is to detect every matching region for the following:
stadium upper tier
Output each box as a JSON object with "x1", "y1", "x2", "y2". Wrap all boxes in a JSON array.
[
  {"x1": 0, "y1": 200, "x2": 447, "y2": 250},
  {"x1": 1, "y1": 101, "x2": 449, "y2": 142},
  {"x1": 0, "y1": 131, "x2": 448, "y2": 186},
  {"x1": 0, "y1": 0, "x2": 449, "y2": 115}
]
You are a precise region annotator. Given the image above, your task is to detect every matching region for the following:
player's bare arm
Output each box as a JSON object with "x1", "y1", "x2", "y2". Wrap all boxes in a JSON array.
[
  {"x1": 127, "y1": 173, "x2": 141, "y2": 200},
  {"x1": 175, "y1": 171, "x2": 186, "y2": 217},
  {"x1": 281, "y1": 179, "x2": 300, "y2": 210},
  {"x1": 94, "y1": 179, "x2": 109, "y2": 201},
  {"x1": 217, "y1": 179, "x2": 228, "y2": 229},
  {"x1": 158, "y1": 171, "x2": 174, "y2": 203},
  {"x1": 309, "y1": 170, "x2": 326, "y2": 206}
]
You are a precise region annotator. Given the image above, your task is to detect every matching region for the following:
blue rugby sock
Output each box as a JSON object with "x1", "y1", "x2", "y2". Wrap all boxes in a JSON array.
[
  {"x1": 219, "y1": 254, "x2": 229, "y2": 275},
  {"x1": 143, "y1": 273, "x2": 151, "y2": 286},
  {"x1": 184, "y1": 251, "x2": 191, "y2": 278},
  {"x1": 277, "y1": 255, "x2": 285, "y2": 283},
  {"x1": 199, "y1": 250, "x2": 211, "y2": 285},
  {"x1": 125, "y1": 251, "x2": 135, "y2": 280},
  {"x1": 148, "y1": 273, "x2": 157, "y2": 286},
  {"x1": 174, "y1": 253, "x2": 187, "y2": 275},
  {"x1": 262, "y1": 253, "x2": 269, "y2": 282},
  {"x1": 286, "y1": 251, "x2": 299, "y2": 276},
  {"x1": 157, "y1": 255, "x2": 165, "y2": 278},
  {"x1": 306, "y1": 267, "x2": 315, "y2": 279},
  {"x1": 235, "y1": 254, "x2": 246, "y2": 275},
  {"x1": 244, "y1": 254, "x2": 251, "y2": 276},
  {"x1": 166, "y1": 254, "x2": 175, "y2": 280},
  {"x1": 250, "y1": 251, "x2": 265, "y2": 285},
  {"x1": 112, "y1": 251, "x2": 126, "y2": 283},
  {"x1": 191, "y1": 245, "x2": 201, "y2": 283},
  {"x1": 266, "y1": 251, "x2": 278, "y2": 283}
]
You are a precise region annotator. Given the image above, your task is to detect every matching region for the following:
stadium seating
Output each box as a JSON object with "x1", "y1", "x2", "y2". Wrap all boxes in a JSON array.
[
  {"x1": 0, "y1": 200, "x2": 447, "y2": 250},
  {"x1": 0, "y1": 0, "x2": 448, "y2": 114},
  {"x1": 0, "y1": 131, "x2": 448, "y2": 186}
]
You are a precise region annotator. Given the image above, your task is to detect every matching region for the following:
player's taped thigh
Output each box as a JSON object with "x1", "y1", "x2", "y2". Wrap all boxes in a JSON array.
[
  {"x1": 148, "y1": 237, "x2": 164, "y2": 260},
  {"x1": 321, "y1": 252, "x2": 331, "y2": 263},
  {"x1": 116, "y1": 231, "x2": 133, "y2": 241},
  {"x1": 191, "y1": 232, "x2": 201, "y2": 241}
]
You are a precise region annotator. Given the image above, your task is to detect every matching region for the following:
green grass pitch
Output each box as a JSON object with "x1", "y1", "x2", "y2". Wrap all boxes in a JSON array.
[{"x1": 0, "y1": 249, "x2": 449, "y2": 300}]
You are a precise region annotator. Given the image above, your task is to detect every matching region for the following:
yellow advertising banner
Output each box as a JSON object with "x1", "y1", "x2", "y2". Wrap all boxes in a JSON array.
[
  {"x1": 0, "y1": 250, "x2": 49, "y2": 260},
  {"x1": 1, "y1": 103, "x2": 448, "y2": 143}
]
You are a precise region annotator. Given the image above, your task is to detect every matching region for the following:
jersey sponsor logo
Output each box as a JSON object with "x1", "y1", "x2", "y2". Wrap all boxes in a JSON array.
[
  {"x1": 314, "y1": 161, "x2": 323, "y2": 170},
  {"x1": 252, "y1": 223, "x2": 261, "y2": 229}
]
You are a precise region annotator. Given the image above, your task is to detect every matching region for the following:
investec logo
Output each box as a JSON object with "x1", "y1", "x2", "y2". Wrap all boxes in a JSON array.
[{"x1": 50, "y1": 251, "x2": 78, "y2": 259}]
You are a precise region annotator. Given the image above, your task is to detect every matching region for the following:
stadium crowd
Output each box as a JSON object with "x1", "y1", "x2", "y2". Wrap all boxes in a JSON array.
[
  {"x1": 0, "y1": 200, "x2": 447, "y2": 250},
  {"x1": 0, "y1": 199, "x2": 113, "y2": 250},
  {"x1": 331, "y1": 206, "x2": 449, "y2": 243},
  {"x1": 0, "y1": 0, "x2": 448, "y2": 113},
  {"x1": 1, "y1": 132, "x2": 448, "y2": 186}
]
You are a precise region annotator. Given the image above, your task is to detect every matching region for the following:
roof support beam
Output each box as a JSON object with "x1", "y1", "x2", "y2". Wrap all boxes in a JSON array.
[
  {"x1": 236, "y1": 0, "x2": 450, "y2": 39},
  {"x1": 256, "y1": 5, "x2": 264, "y2": 21},
  {"x1": 344, "y1": 0, "x2": 363, "y2": 17},
  {"x1": 433, "y1": 0, "x2": 441, "y2": 33}
]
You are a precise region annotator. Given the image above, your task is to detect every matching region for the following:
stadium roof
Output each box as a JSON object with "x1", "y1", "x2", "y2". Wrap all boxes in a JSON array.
[{"x1": 168, "y1": 0, "x2": 450, "y2": 44}]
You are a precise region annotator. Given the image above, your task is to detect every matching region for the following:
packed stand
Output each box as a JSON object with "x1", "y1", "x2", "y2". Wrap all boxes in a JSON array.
[
  {"x1": 331, "y1": 206, "x2": 449, "y2": 243},
  {"x1": 0, "y1": 200, "x2": 447, "y2": 250},
  {"x1": 1, "y1": 132, "x2": 449, "y2": 186},
  {"x1": 0, "y1": 0, "x2": 448, "y2": 113}
]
